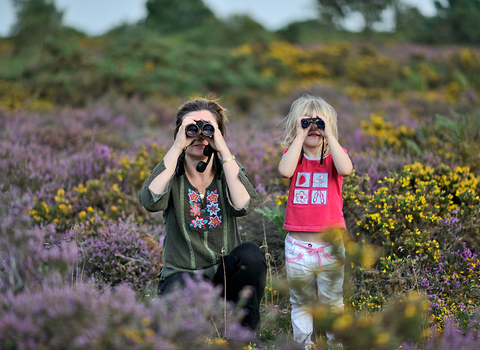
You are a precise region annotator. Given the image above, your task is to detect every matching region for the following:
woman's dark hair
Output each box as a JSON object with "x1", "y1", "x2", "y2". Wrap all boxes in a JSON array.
[{"x1": 173, "y1": 97, "x2": 228, "y2": 139}]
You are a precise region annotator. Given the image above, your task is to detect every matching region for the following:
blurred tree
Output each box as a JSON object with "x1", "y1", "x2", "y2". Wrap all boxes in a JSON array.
[
  {"x1": 316, "y1": 0, "x2": 395, "y2": 32},
  {"x1": 432, "y1": 0, "x2": 480, "y2": 43},
  {"x1": 316, "y1": 0, "x2": 353, "y2": 28},
  {"x1": 144, "y1": 0, "x2": 217, "y2": 34},
  {"x1": 277, "y1": 22, "x2": 302, "y2": 43},
  {"x1": 11, "y1": 0, "x2": 63, "y2": 49},
  {"x1": 354, "y1": 0, "x2": 396, "y2": 32},
  {"x1": 393, "y1": 1, "x2": 429, "y2": 39},
  {"x1": 405, "y1": 0, "x2": 480, "y2": 44},
  {"x1": 223, "y1": 14, "x2": 274, "y2": 46}
]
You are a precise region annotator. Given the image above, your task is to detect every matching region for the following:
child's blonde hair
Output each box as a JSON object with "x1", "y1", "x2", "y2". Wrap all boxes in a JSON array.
[{"x1": 280, "y1": 94, "x2": 338, "y2": 151}]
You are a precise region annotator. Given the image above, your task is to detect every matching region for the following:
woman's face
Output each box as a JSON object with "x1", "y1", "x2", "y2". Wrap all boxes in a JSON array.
[{"x1": 183, "y1": 110, "x2": 217, "y2": 159}]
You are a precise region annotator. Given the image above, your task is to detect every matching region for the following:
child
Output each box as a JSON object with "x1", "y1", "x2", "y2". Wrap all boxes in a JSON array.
[{"x1": 278, "y1": 94, "x2": 353, "y2": 349}]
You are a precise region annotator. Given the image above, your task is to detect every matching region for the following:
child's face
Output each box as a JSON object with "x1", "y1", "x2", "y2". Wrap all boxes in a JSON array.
[
  {"x1": 301, "y1": 112, "x2": 326, "y2": 149},
  {"x1": 303, "y1": 121, "x2": 324, "y2": 149}
]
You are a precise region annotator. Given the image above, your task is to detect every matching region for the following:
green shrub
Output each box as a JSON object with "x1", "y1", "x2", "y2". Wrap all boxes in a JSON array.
[{"x1": 345, "y1": 162, "x2": 479, "y2": 265}]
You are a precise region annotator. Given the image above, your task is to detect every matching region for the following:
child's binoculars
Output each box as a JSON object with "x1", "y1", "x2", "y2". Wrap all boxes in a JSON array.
[{"x1": 301, "y1": 118, "x2": 325, "y2": 129}]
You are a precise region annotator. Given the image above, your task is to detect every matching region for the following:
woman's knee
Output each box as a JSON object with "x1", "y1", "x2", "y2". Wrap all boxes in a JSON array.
[
  {"x1": 157, "y1": 272, "x2": 194, "y2": 296},
  {"x1": 231, "y1": 242, "x2": 265, "y2": 265}
]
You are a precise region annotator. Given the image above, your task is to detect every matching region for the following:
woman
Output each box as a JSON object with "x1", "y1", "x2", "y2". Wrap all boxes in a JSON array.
[{"x1": 138, "y1": 97, "x2": 266, "y2": 331}]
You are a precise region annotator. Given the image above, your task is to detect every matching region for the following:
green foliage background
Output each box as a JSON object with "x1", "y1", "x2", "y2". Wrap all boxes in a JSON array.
[{"x1": 3, "y1": 0, "x2": 480, "y2": 110}]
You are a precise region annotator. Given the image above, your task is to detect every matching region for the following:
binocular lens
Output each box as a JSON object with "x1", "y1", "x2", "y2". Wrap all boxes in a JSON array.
[
  {"x1": 186, "y1": 124, "x2": 200, "y2": 137},
  {"x1": 202, "y1": 124, "x2": 214, "y2": 136}
]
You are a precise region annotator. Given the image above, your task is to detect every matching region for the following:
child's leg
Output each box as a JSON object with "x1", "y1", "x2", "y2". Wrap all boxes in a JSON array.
[
  {"x1": 316, "y1": 263, "x2": 344, "y2": 311},
  {"x1": 290, "y1": 306, "x2": 314, "y2": 348},
  {"x1": 316, "y1": 240, "x2": 345, "y2": 347},
  {"x1": 285, "y1": 236, "x2": 317, "y2": 347}
]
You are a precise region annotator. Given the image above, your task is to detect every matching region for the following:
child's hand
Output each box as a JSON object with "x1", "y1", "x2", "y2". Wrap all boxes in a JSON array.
[
  {"x1": 315, "y1": 114, "x2": 334, "y2": 138},
  {"x1": 296, "y1": 116, "x2": 311, "y2": 139}
]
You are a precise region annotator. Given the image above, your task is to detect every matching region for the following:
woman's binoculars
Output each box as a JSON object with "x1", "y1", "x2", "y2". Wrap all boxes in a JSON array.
[
  {"x1": 185, "y1": 120, "x2": 215, "y2": 138},
  {"x1": 301, "y1": 118, "x2": 325, "y2": 129}
]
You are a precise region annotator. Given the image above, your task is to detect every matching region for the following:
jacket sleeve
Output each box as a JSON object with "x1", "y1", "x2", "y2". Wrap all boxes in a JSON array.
[
  {"x1": 225, "y1": 161, "x2": 261, "y2": 217},
  {"x1": 137, "y1": 159, "x2": 174, "y2": 212}
]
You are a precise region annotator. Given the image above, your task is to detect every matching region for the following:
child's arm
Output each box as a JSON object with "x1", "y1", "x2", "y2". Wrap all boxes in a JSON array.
[
  {"x1": 278, "y1": 136, "x2": 303, "y2": 178},
  {"x1": 278, "y1": 117, "x2": 307, "y2": 179},
  {"x1": 325, "y1": 134, "x2": 353, "y2": 177},
  {"x1": 318, "y1": 114, "x2": 353, "y2": 177}
]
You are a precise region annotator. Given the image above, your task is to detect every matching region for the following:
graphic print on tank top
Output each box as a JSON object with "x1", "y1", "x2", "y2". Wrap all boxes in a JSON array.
[{"x1": 293, "y1": 172, "x2": 328, "y2": 205}]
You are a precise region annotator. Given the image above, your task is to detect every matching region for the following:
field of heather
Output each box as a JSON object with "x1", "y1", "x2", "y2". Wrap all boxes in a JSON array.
[{"x1": 1, "y1": 38, "x2": 480, "y2": 349}]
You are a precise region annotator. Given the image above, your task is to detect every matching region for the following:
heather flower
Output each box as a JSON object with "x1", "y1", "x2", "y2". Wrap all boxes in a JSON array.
[
  {"x1": 77, "y1": 217, "x2": 161, "y2": 293},
  {"x1": 0, "y1": 186, "x2": 78, "y2": 294},
  {"x1": 401, "y1": 319, "x2": 480, "y2": 350},
  {"x1": 0, "y1": 277, "x2": 255, "y2": 349}
]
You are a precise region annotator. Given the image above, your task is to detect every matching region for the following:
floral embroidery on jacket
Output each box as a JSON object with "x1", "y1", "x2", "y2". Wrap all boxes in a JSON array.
[
  {"x1": 208, "y1": 216, "x2": 221, "y2": 228},
  {"x1": 188, "y1": 190, "x2": 200, "y2": 203},
  {"x1": 206, "y1": 191, "x2": 219, "y2": 203},
  {"x1": 191, "y1": 216, "x2": 207, "y2": 229},
  {"x1": 188, "y1": 188, "x2": 222, "y2": 230},
  {"x1": 190, "y1": 202, "x2": 202, "y2": 217},
  {"x1": 206, "y1": 202, "x2": 220, "y2": 216}
]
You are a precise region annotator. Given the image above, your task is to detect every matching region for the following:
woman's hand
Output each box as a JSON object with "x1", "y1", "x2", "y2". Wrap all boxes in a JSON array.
[
  {"x1": 199, "y1": 120, "x2": 250, "y2": 208},
  {"x1": 205, "y1": 120, "x2": 230, "y2": 159},
  {"x1": 172, "y1": 115, "x2": 200, "y2": 151}
]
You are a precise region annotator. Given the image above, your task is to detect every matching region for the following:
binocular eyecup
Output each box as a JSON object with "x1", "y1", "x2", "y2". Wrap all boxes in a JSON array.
[
  {"x1": 301, "y1": 118, "x2": 325, "y2": 129},
  {"x1": 186, "y1": 120, "x2": 215, "y2": 138}
]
